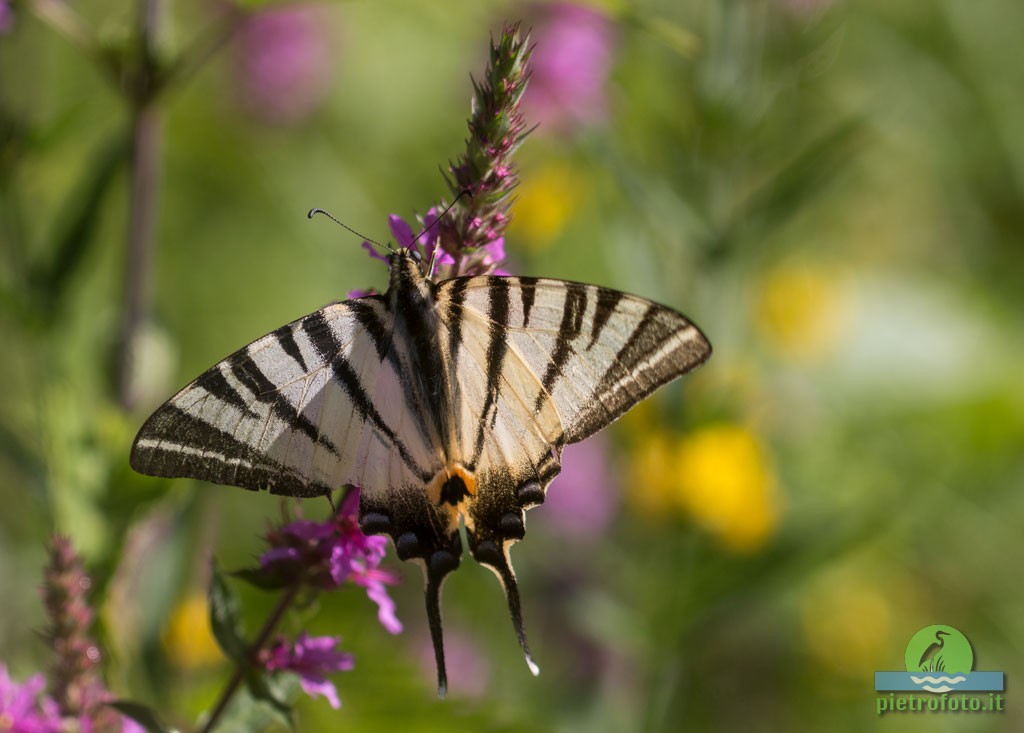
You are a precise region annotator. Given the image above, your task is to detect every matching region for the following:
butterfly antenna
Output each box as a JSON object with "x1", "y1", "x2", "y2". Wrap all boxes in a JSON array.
[{"x1": 307, "y1": 207, "x2": 396, "y2": 255}]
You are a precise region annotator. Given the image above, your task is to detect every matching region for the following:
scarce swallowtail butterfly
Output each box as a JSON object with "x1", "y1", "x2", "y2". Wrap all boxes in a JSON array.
[{"x1": 130, "y1": 246, "x2": 711, "y2": 694}]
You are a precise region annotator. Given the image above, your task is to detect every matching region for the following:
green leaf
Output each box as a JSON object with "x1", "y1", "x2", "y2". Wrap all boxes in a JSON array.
[
  {"x1": 31, "y1": 134, "x2": 128, "y2": 322},
  {"x1": 230, "y1": 566, "x2": 292, "y2": 591},
  {"x1": 107, "y1": 700, "x2": 176, "y2": 733},
  {"x1": 209, "y1": 561, "x2": 248, "y2": 663},
  {"x1": 245, "y1": 669, "x2": 297, "y2": 729}
]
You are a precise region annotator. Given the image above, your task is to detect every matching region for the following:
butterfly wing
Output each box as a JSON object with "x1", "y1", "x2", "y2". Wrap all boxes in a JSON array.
[
  {"x1": 440, "y1": 273, "x2": 711, "y2": 484},
  {"x1": 130, "y1": 296, "x2": 440, "y2": 499},
  {"x1": 433, "y1": 274, "x2": 710, "y2": 676}
]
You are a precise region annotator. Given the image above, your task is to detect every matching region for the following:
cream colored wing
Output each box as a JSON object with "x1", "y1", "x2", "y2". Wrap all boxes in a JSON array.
[{"x1": 130, "y1": 297, "x2": 439, "y2": 498}]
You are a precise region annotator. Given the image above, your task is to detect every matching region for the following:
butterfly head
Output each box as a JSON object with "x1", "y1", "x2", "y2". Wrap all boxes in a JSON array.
[{"x1": 405, "y1": 246, "x2": 427, "y2": 274}]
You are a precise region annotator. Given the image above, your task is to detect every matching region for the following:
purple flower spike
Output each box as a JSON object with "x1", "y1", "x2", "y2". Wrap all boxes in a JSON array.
[
  {"x1": 0, "y1": 664, "x2": 62, "y2": 733},
  {"x1": 437, "y1": 24, "x2": 532, "y2": 269},
  {"x1": 352, "y1": 26, "x2": 532, "y2": 284},
  {"x1": 262, "y1": 634, "x2": 354, "y2": 709}
]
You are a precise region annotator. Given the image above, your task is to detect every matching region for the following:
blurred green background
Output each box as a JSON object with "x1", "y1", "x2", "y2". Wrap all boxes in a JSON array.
[{"x1": 2, "y1": 0, "x2": 1022, "y2": 731}]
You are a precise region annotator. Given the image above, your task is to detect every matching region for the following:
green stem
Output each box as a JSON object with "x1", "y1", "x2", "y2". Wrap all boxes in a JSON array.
[
  {"x1": 116, "y1": 0, "x2": 162, "y2": 409},
  {"x1": 199, "y1": 493, "x2": 350, "y2": 733},
  {"x1": 161, "y1": 4, "x2": 248, "y2": 93},
  {"x1": 198, "y1": 582, "x2": 303, "y2": 733}
]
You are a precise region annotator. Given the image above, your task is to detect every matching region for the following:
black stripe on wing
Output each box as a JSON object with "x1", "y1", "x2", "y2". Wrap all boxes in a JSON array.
[
  {"x1": 348, "y1": 296, "x2": 438, "y2": 457},
  {"x1": 518, "y1": 276, "x2": 539, "y2": 327},
  {"x1": 302, "y1": 311, "x2": 432, "y2": 483},
  {"x1": 227, "y1": 350, "x2": 340, "y2": 457},
  {"x1": 445, "y1": 278, "x2": 471, "y2": 366},
  {"x1": 534, "y1": 281, "x2": 588, "y2": 413},
  {"x1": 273, "y1": 324, "x2": 309, "y2": 372},
  {"x1": 194, "y1": 368, "x2": 261, "y2": 421},
  {"x1": 471, "y1": 277, "x2": 512, "y2": 465},
  {"x1": 588, "y1": 287, "x2": 624, "y2": 349}
]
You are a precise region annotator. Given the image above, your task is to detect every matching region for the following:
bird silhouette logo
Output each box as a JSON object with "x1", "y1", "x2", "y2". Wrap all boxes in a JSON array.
[
  {"x1": 904, "y1": 625, "x2": 973, "y2": 677},
  {"x1": 914, "y1": 629, "x2": 953, "y2": 672}
]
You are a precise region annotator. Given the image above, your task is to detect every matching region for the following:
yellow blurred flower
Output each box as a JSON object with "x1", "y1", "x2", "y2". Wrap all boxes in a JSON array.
[
  {"x1": 162, "y1": 591, "x2": 223, "y2": 670},
  {"x1": 509, "y1": 162, "x2": 586, "y2": 249},
  {"x1": 627, "y1": 433, "x2": 680, "y2": 515},
  {"x1": 800, "y1": 571, "x2": 894, "y2": 681},
  {"x1": 756, "y1": 263, "x2": 844, "y2": 362},
  {"x1": 628, "y1": 423, "x2": 779, "y2": 552},
  {"x1": 674, "y1": 424, "x2": 778, "y2": 552}
]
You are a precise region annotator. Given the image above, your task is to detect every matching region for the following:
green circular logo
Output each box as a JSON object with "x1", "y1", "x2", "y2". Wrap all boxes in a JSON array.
[{"x1": 905, "y1": 625, "x2": 974, "y2": 673}]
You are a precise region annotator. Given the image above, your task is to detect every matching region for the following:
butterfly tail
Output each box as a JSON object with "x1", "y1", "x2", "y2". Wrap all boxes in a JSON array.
[
  {"x1": 359, "y1": 493, "x2": 462, "y2": 697},
  {"x1": 423, "y1": 552, "x2": 459, "y2": 698},
  {"x1": 471, "y1": 538, "x2": 541, "y2": 677}
]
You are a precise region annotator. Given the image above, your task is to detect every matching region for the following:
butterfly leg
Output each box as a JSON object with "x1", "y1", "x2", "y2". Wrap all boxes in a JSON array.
[{"x1": 359, "y1": 491, "x2": 463, "y2": 698}]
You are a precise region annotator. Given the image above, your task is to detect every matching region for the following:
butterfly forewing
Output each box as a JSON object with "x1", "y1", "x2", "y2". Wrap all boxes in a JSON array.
[
  {"x1": 443, "y1": 275, "x2": 711, "y2": 446},
  {"x1": 130, "y1": 296, "x2": 440, "y2": 498}
]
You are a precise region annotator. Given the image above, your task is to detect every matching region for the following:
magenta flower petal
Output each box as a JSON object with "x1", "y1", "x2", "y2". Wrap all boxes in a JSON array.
[
  {"x1": 361, "y1": 241, "x2": 390, "y2": 264},
  {"x1": 0, "y1": 2, "x2": 13, "y2": 36},
  {"x1": 419, "y1": 210, "x2": 441, "y2": 248},
  {"x1": 525, "y1": 3, "x2": 616, "y2": 133},
  {"x1": 328, "y1": 542, "x2": 354, "y2": 586},
  {"x1": 362, "y1": 574, "x2": 403, "y2": 634},
  {"x1": 119, "y1": 715, "x2": 147, "y2": 733},
  {"x1": 298, "y1": 676, "x2": 342, "y2": 709},
  {"x1": 340, "y1": 487, "x2": 361, "y2": 517},
  {"x1": 292, "y1": 634, "x2": 356, "y2": 673},
  {"x1": 235, "y1": 6, "x2": 334, "y2": 126},
  {"x1": 388, "y1": 214, "x2": 416, "y2": 249},
  {"x1": 262, "y1": 634, "x2": 354, "y2": 709},
  {"x1": 259, "y1": 546, "x2": 301, "y2": 567},
  {"x1": 283, "y1": 519, "x2": 336, "y2": 541},
  {"x1": 0, "y1": 664, "x2": 63, "y2": 733},
  {"x1": 481, "y1": 237, "x2": 507, "y2": 266}
]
